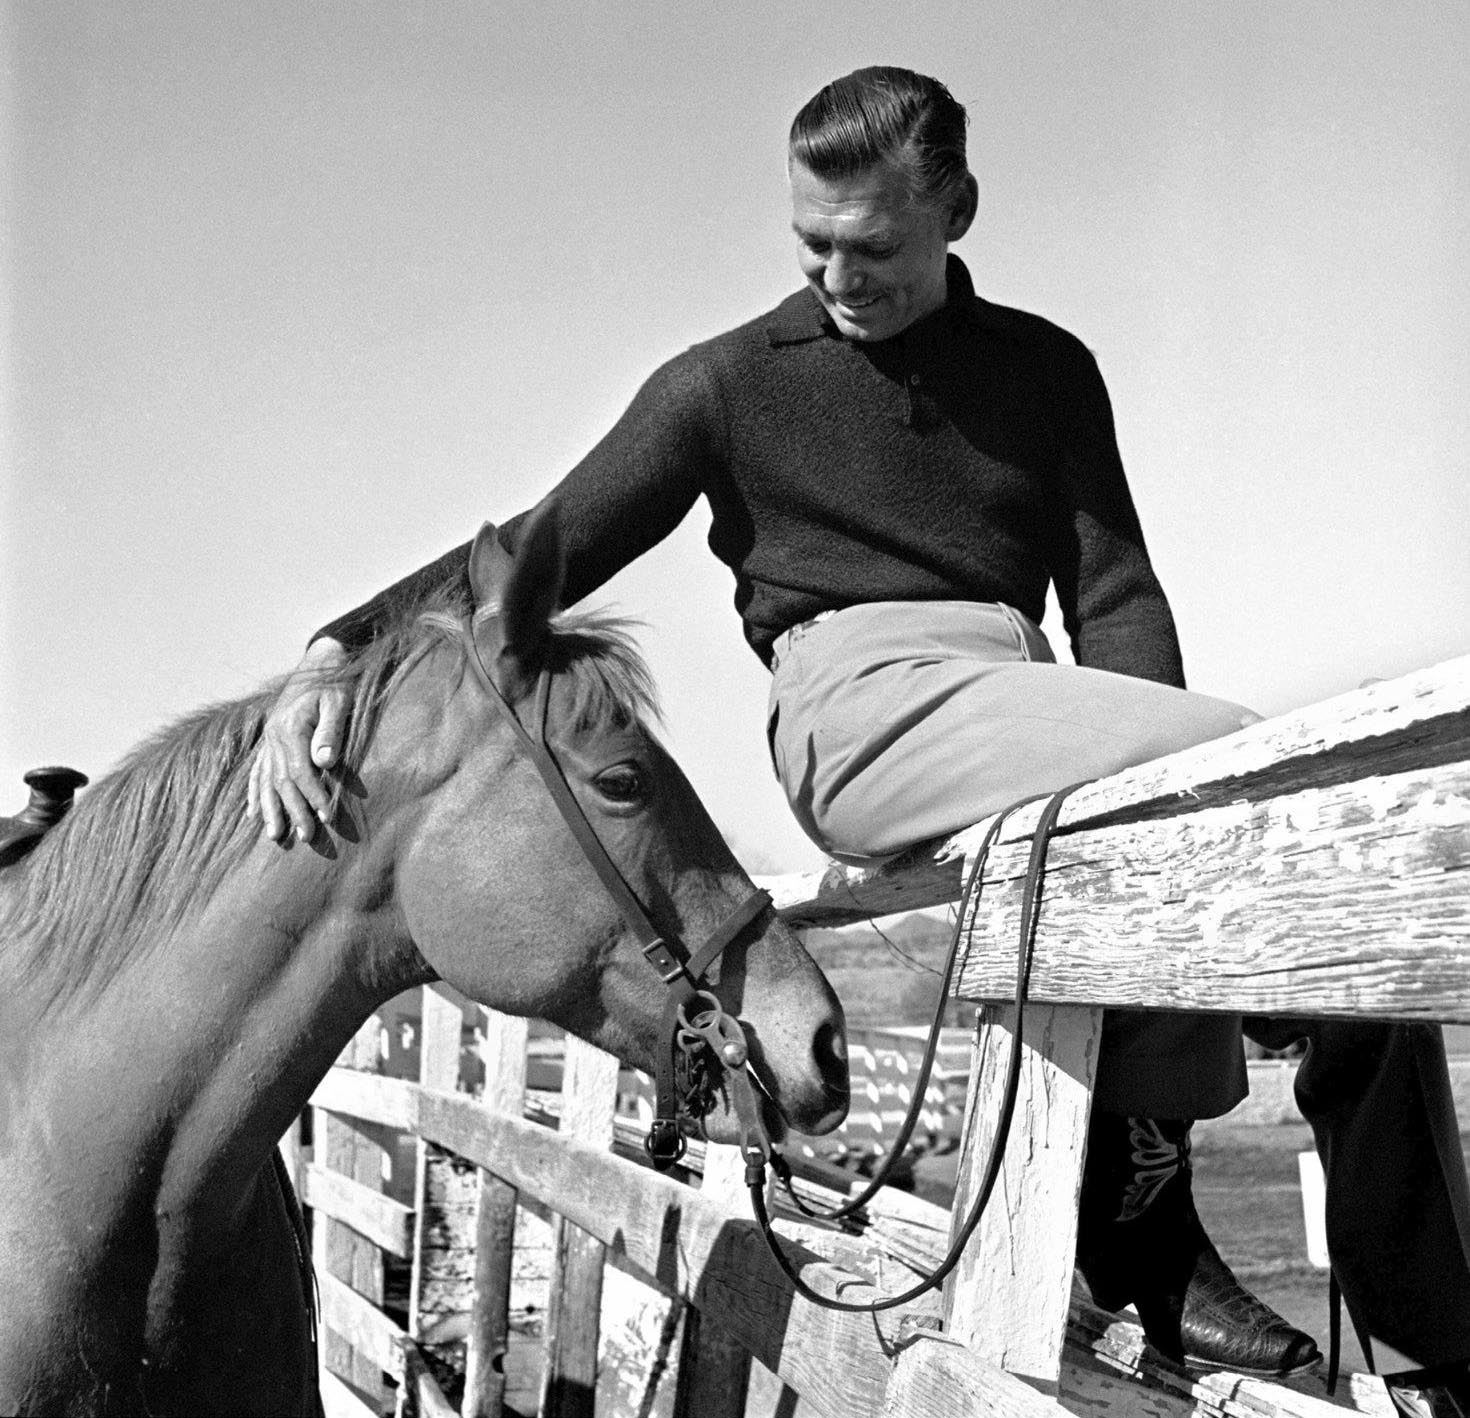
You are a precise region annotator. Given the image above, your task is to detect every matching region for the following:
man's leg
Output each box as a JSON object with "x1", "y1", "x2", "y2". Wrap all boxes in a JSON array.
[
  {"x1": 769, "y1": 601, "x2": 1317, "y2": 1371},
  {"x1": 1255, "y1": 1019, "x2": 1470, "y2": 1364}
]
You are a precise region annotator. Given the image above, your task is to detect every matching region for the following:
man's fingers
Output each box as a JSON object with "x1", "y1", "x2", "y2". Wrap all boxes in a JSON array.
[
  {"x1": 312, "y1": 689, "x2": 348, "y2": 770},
  {"x1": 282, "y1": 735, "x2": 334, "y2": 824},
  {"x1": 276, "y1": 777, "x2": 319, "y2": 843},
  {"x1": 257, "y1": 771, "x2": 290, "y2": 841}
]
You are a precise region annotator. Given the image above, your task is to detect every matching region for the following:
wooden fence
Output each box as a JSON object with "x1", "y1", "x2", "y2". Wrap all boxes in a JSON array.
[{"x1": 284, "y1": 652, "x2": 1470, "y2": 1418}]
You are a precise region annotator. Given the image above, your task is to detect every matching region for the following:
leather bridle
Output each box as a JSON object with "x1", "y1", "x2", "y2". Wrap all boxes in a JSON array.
[
  {"x1": 463, "y1": 615, "x2": 1085, "y2": 1314},
  {"x1": 462, "y1": 625, "x2": 777, "y2": 1169}
]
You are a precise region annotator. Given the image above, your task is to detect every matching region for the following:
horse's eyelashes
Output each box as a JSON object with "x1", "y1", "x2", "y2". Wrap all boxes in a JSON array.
[{"x1": 593, "y1": 764, "x2": 648, "y2": 805}]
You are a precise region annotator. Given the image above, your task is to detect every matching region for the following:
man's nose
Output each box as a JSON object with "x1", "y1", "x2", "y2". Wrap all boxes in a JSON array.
[{"x1": 824, "y1": 251, "x2": 864, "y2": 297}]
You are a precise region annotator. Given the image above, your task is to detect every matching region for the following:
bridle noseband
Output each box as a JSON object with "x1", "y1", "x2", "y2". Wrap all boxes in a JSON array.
[{"x1": 462, "y1": 625, "x2": 775, "y2": 1169}]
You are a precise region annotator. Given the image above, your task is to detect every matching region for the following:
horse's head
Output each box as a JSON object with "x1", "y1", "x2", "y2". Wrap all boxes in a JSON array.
[{"x1": 387, "y1": 508, "x2": 848, "y2": 1141}]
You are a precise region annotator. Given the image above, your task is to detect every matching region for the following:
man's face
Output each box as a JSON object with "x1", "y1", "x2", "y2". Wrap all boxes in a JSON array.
[{"x1": 790, "y1": 160, "x2": 956, "y2": 343}]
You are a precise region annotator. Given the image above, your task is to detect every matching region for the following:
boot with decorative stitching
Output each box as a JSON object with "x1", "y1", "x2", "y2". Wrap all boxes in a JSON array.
[{"x1": 1076, "y1": 1111, "x2": 1322, "y2": 1376}]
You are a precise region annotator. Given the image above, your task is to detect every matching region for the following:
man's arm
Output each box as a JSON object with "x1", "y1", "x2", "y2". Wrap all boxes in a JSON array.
[
  {"x1": 1044, "y1": 340, "x2": 1187, "y2": 688},
  {"x1": 249, "y1": 348, "x2": 722, "y2": 841}
]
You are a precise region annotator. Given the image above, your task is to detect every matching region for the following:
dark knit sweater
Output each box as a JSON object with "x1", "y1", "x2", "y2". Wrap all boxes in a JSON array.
[{"x1": 318, "y1": 257, "x2": 1185, "y2": 687}]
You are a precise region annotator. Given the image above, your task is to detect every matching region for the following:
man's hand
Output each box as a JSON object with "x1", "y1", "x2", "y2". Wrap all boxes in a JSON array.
[{"x1": 247, "y1": 637, "x2": 352, "y2": 842}]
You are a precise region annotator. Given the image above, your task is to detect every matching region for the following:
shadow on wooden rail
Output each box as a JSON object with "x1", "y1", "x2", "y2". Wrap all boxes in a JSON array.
[{"x1": 289, "y1": 654, "x2": 1470, "y2": 1418}]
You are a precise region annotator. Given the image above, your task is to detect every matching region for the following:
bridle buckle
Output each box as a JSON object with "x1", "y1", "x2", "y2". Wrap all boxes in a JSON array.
[{"x1": 644, "y1": 1118, "x2": 688, "y2": 1167}]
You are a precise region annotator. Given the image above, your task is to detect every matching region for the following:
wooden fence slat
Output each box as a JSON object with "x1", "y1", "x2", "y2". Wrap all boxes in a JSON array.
[
  {"x1": 316, "y1": 1020, "x2": 390, "y2": 1404},
  {"x1": 882, "y1": 1332, "x2": 1070, "y2": 1418},
  {"x1": 1064, "y1": 1287, "x2": 1396, "y2": 1418},
  {"x1": 320, "y1": 1270, "x2": 406, "y2": 1376},
  {"x1": 953, "y1": 761, "x2": 1470, "y2": 1019},
  {"x1": 409, "y1": 983, "x2": 465, "y2": 1342},
  {"x1": 412, "y1": 1085, "x2": 1041, "y2": 1418},
  {"x1": 395, "y1": 1338, "x2": 461, "y2": 1418},
  {"x1": 318, "y1": 1269, "x2": 462, "y2": 1418},
  {"x1": 321, "y1": 1367, "x2": 382, "y2": 1418},
  {"x1": 673, "y1": 1144, "x2": 753, "y2": 1418},
  {"x1": 540, "y1": 1036, "x2": 621, "y2": 1418},
  {"x1": 672, "y1": 1304, "x2": 755, "y2": 1418},
  {"x1": 313, "y1": 1068, "x2": 420, "y2": 1130},
  {"x1": 766, "y1": 655, "x2": 1470, "y2": 929},
  {"x1": 942, "y1": 1003, "x2": 1100, "y2": 1393},
  {"x1": 304, "y1": 1161, "x2": 415, "y2": 1260},
  {"x1": 462, "y1": 1008, "x2": 528, "y2": 1418}
]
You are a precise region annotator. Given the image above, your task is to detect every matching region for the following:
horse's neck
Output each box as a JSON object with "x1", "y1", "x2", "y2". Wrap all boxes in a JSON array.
[{"x1": 7, "y1": 828, "x2": 421, "y2": 1253}]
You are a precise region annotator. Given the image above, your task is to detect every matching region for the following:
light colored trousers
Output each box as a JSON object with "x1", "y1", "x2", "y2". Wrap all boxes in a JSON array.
[
  {"x1": 765, "y1": 599, "x2": 1258, "y2": 1120},
  {"x1": 766, "y1": 599, "x2": 1470, "y2": 1358}
]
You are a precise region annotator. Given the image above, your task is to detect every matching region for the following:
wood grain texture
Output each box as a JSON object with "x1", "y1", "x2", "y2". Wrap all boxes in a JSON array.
[
  {"x1": 313, "y1": 1067, "x2": 419, "y2": 1130},
  {"x1": 1063, "y1": 1289, "x2": 1395, "y2": 1418},
  {"x1": 316, "y1": 1020, "x2": 389, "y2": 1402},
  {"x1": 944, "y1": 1004, "x2": 1100, "y2": 1391},
  {"x1": 412, "y1": 1086, "x2": 1050, "y2": 1418},
  {"x1": 764, "y1": 655, "x2": 1470, "y2": 938},
  {"x1": 319, "y1": 1368, "x2": 380, "y2": 1418},
  {"x1": 540, "y1": 1038, "x2": 620, "y2": 1418},
  {"x1": 464, "y1": 1008, "x2": 529, "y2": 1418},
  {"x1": 409, "y1": 984, "x2": 464, "y2": 1335},
  {"x1": 303, "y1": 1161, "x2": 414, "y2": 1260},
  {"x1": 953, "y1": 761, "x2": 1470, "y2": 1018},
  {"x1": 881, "y1": 1333, "x2": 1072, "y2": 1418}
]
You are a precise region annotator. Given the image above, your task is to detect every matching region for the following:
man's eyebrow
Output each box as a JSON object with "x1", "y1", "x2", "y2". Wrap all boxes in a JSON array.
[{"x1": 791, "y1": 220, "x2": 899, "y2": 246}]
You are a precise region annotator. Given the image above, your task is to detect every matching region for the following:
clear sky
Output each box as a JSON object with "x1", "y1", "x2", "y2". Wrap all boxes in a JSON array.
[{"x1": 4, "y1": 2, "x2": 1467, "y2": 872}]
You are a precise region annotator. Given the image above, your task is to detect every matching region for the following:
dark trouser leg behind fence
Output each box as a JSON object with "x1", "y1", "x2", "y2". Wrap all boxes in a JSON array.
[{"x1": 1248, "y1": 1017, "x2": 1470, "y2": 1365}]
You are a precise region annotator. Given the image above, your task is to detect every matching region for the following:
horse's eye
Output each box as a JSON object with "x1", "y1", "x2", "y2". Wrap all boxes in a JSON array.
[{"x1": 594, "y1": 764, "x2": 647, "y2": 805}]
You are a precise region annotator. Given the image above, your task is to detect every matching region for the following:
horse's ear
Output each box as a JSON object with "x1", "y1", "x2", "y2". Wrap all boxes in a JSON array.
[
  {"x1": 468, "y1": 506, "x2": 565, "y2": 700},
  {"x1": 468, "y1": 521, "x2": 511, "y2": 608}
]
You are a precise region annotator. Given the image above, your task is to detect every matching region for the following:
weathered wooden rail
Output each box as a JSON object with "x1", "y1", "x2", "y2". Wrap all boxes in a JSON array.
[{"x1": 287, "y1": 653, "x2": 1470, "y2": 1418}]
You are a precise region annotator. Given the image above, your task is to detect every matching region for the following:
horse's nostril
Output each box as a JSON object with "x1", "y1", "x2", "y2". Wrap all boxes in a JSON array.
[{"x1": 814, "y1": 1017, "x2": 848, "y2": 1072}]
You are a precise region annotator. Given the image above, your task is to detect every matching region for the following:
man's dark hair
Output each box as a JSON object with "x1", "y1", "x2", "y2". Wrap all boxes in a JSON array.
[{"x1": 788, "y1": 67, "x2": 970, "y2": 207}]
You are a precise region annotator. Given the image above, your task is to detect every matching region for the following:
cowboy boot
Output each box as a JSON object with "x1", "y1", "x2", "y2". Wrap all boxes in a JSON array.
[{"x1": 1076, "y1": 1111, "x2": 1321, "y2": 1375}]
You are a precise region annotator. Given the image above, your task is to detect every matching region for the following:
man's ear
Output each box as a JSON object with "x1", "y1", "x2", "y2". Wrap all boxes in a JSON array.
[
  {"x1": 467, "y1": 504, "x2": 564, "y2": 701},
  {"x1": 946, "y1": 173, "x2": 980, "y2": 243}
]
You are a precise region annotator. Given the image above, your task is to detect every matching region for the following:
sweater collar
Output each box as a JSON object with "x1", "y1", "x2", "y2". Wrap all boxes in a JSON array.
[{"x1": 764, "y1": 254, "x2": 1003, "y2": 347}]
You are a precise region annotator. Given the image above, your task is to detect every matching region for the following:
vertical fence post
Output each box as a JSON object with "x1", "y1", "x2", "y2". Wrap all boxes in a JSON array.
[
  {"x1": 462, "y1": 1008, "x2": 529, "y2": 1418},
  {"x1": 942, "y1": 1002, "x2": 1100, "y2": 1395},
  {"x1": 539, "y1": 1036, "x2": 621, "y2": 1418},
  {"x1": 671, "y1": 1143, "x2": 753, "y2": 1418},
  {"x1": 408, "y1": 983, "x2": 465, "y2": 1360},
  {"x1": 313, "y1": 1015, "x2": 390, "y2": 1409}
]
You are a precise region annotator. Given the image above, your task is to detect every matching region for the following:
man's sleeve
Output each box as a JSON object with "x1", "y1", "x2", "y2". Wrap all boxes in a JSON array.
[
  {"x1": 1043, "y1": 340, "x2": 1187, "y2": 688},
  {"x1": 313, "y1": 352, "x2": 721, "y2": 651}
]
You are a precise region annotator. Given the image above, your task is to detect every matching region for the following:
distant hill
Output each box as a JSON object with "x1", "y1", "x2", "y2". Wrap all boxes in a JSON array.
[{"x1": 800, "y1": 909, "x2": 972, "y2": 1028}]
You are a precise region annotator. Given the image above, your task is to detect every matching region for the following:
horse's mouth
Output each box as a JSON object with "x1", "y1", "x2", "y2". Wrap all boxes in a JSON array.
[
  {"x1": 698, "y1": 1071, "x2": 849, "y2": 1148},
  {"x1": 699, "y1": 1090, "x2": 788, "y2": 1147}
]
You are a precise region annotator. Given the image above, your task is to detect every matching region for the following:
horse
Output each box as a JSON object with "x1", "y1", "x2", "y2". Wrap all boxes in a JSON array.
[{"x1": 0, "y1": 511, "x2": 849, "y2": 1416}]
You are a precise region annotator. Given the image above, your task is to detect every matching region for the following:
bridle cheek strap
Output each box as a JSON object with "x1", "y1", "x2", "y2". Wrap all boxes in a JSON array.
[
  {"x1": 650, "y1": 884, "x2": 774, "y2": 1166},
  {"x1": 461, "y1": 628, "x2": 772, "y2": 1170}
]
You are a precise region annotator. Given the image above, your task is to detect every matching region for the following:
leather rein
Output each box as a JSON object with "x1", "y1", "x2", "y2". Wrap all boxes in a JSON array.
[
  {"x1": 463, "y1": 617, "x2": 1084, "y2": 1313},
  {"x1": 461, "y1": 625, "x2": 776, "y2": 1169}
]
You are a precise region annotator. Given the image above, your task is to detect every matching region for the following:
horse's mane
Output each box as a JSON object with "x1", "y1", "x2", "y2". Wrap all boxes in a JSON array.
[{"x1": 1, "y1": 589, "x2": 657, "y2": 1008}]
